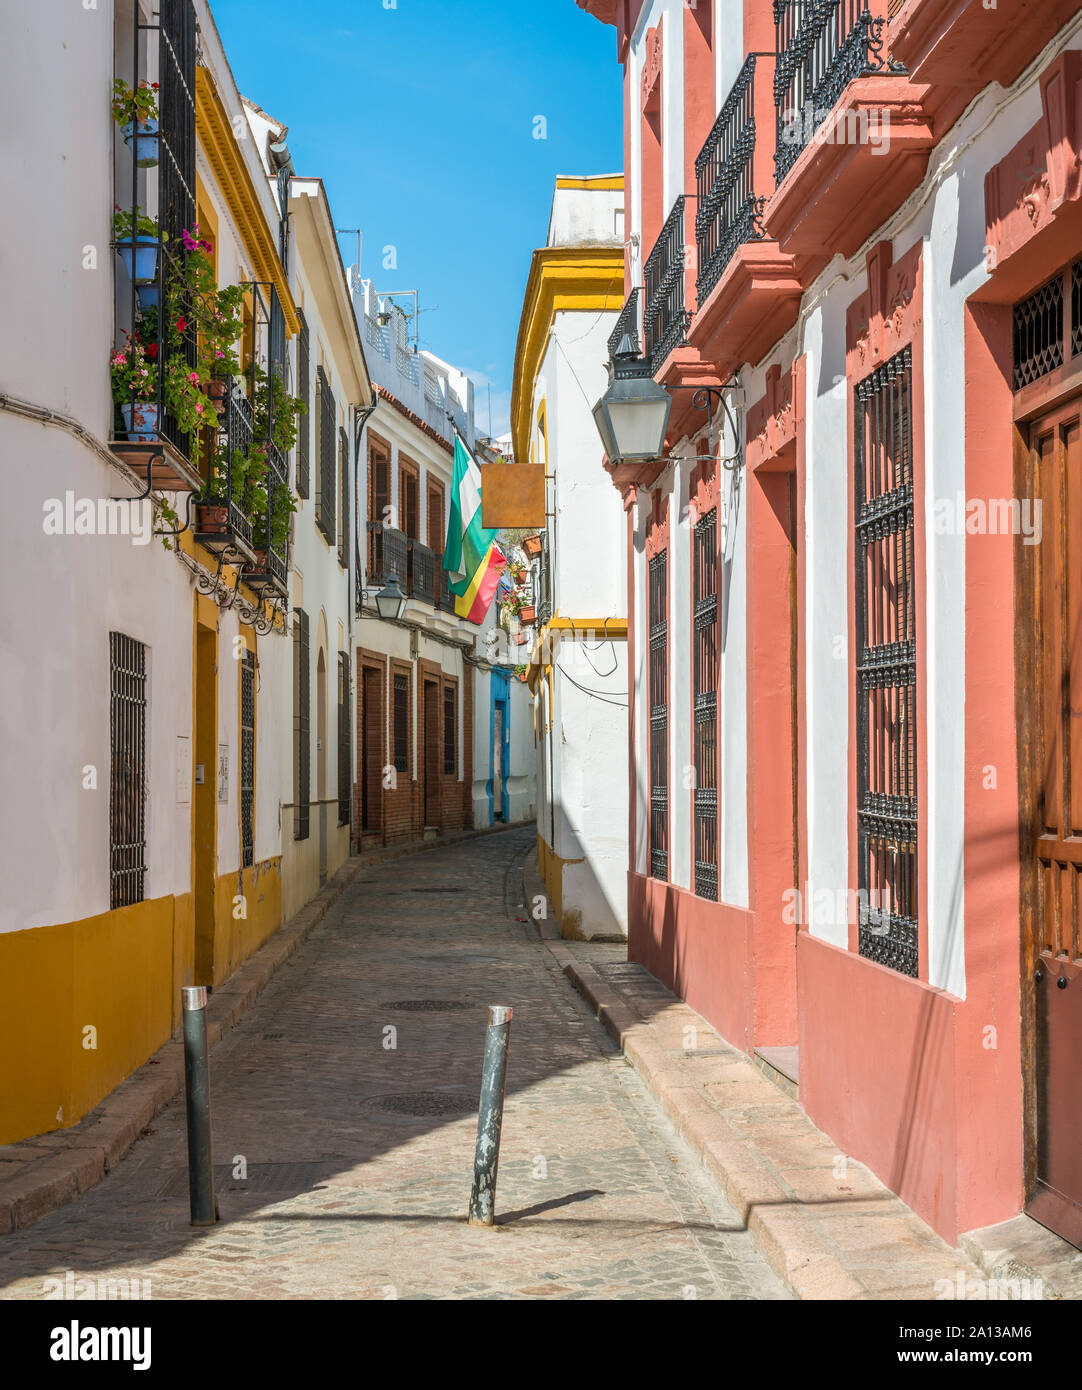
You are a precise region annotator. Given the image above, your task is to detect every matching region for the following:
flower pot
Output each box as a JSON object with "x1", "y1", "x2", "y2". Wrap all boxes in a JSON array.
[
  {"x1": 120, "y1": 401, "x2": 160, "y2": 442},
  {"x1": 136, "y1": 283, "x2": 160, "y2": 311},
  {"x1": 116, "y1": 235, "x2": 159, "y2": 286},
  {"x1": 207, "y1": 378, "x2": 229, "y2": 405},
  {"x1": 519, "y1": 606, "x2": 537, "y2": 624},
  {"x1": 122, "y1": 118, "x2": 159, "y2": 168},
  {"x1": 196, "y1": 504, "x2": 229, "y2": 535}
]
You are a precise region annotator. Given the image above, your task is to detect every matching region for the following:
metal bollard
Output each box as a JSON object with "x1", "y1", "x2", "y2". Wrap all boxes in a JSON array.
[
  {"x1": 467, "y1": 1005, "x2": 513, "y2": 1227},
  {"x1": 181, "y1": 986, "x2": 219, "y2": 1227}
]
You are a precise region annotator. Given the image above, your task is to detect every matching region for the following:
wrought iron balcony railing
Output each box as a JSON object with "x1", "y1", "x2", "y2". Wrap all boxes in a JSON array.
[
  {"x1": 608, "y1": 287, "x2": 642, "y2": 359},
  {"x1": 695, "y1": 55, "x2": 767, "y2": 302},
  {"x1": 409, "y1": 540, "x2": 437, "y2": 605},
  {"x1": 366, "y1": 521, "x2": 409, "y2": 591},
  {"x1": 195, "y1": 379, "x2": 255, "y2": 558},
  {"x1": 643, "y1": 197, "x2": 691, "y2": 373},
  {"x1": 773, "y1": 0, "x2": 903, "y2": 187}
]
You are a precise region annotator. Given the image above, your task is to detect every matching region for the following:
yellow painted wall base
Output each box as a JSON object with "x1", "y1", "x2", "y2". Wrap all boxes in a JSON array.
[
  {"x1": 536, "y1": 832, "x2": 588, "y2": 941},
  {"x1": 209, "y1": 858, "x2": 283, "y2": 988},
  {"x1": 0, "y1": 895, "x2": 187, "y2": 1146}
]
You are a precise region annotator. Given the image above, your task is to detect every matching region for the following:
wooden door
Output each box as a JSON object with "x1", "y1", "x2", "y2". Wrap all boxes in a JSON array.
[
  {"x1": 360, "y1": 666, "x2": 383, "y2": 838},
  {"x1": 423, "y1": 680, "x2": 440, "y2": 827},
  {"x1": 1023, "y1": 394, "x2": 1082, "y2": 1248}
]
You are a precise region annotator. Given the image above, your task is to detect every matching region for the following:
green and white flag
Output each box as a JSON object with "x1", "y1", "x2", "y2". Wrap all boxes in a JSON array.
[{"x1": 443, "y1": 430, "x2": 498, "y2": 589}]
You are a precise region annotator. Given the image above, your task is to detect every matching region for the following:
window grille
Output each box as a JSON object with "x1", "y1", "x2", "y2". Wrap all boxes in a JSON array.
[
  {"x1": 240, "y1": 650, "x2": 256, "y2": 869},
  {"x1": 1014, "y1": 273, "x2": 1064, "y2": 388},
  {"x1": 649, "y1": 552, "x2": 669, "y2": 880},
  {"x1": 296, "y1": 310, "x2": 310, "y2": 497},
  {"x1": 338, "y1": 426, "x2": 350, "y2": 567},
  {"x1": 338, "y1": 652, "x2": 351, "y2": 827},
  {"x1": 316, "y1": 366, "x2": 336, "y2": 544},
  {"x1": 293, "y1": 609, "x2": 310, "y2": 841},
  {"x1": 693, "y1": 511, "x2": 719, "y2": 900},
  {"x1": 276, "y1": 164, "x2": 290, "y2": 275},
  {"x1": 854, "y1": 344, "x2": 918, "y2": 978},
  {"x1": 443, "y1": 685, "x2": 456, "y2": 775},
  {"x1": 393, "y1": 673, "x2": 409, "y2": 773},
  {"x1": 110, "y1": 632, "x2": 147, "y2": 909}
]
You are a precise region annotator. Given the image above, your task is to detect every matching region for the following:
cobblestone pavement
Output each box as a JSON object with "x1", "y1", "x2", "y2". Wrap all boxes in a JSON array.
[{"x1": 0, "y1": 828, "x2": 788, "y2": 1301}]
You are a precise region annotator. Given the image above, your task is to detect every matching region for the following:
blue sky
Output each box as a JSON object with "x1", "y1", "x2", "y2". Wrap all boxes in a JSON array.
[{"x1": 209, "y1": 0, "x2": 623, "y2": 437}]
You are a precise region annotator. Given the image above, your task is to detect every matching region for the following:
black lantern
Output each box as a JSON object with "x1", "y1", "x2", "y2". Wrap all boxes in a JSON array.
[{"x1": 592, "y1": 333, "x2": 672, "y2": 464}]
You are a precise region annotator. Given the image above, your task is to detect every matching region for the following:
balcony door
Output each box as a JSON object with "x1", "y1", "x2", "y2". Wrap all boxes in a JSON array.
[{"x1": 422, "y1": 678, "x2": 441, "y2": 828}]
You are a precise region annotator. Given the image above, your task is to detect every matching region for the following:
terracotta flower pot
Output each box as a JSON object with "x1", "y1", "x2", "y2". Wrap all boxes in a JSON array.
[
  {"x1": 519, "y1": 606, "x2": 537, "y2": 624},
  {"x1": 207, "y1": 378, "x2": 228, "y2": 405},
  {"x1": 196, "y1": 504, "x2": 229, "y2": 535}
]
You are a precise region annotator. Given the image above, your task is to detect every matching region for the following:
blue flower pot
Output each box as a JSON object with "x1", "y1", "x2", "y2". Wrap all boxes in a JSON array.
[
  {"x1": 116, "y1": 235, "x2": 159, "y2": 286},
  {"x1": 122, "y1": 118, "x2": 159, "y2": 168},
  {"x1": 120, "y1": 402, "x2": 160, "y2": 443},
  {"x1": 136, "y1": 283, "x2": 160, "y2": 311}
]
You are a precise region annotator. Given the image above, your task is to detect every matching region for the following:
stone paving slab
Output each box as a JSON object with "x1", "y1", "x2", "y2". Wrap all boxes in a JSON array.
[
  {"x1": 0, "y1": 828, "x2": 788, "y2": 1301},
  {"x1": 549, "y1": 948, "x2": 1000, "y2": 1302}
]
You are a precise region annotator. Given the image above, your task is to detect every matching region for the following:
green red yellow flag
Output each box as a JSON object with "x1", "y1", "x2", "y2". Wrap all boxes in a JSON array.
[{"x1": 442, "y1": 430, "x2": 505, "y2": 624}]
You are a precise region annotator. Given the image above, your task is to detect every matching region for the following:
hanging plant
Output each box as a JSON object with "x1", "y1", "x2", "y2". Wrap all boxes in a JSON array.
[
  {"x1": 111, "y1": 79, "x2": 160, "y2": 166},
  {"x1": 113, "y1": 205, "x2": 162, "y2": 285}
]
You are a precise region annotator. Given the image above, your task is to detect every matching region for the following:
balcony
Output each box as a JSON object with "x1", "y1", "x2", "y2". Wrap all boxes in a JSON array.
[
  {"x1": 367, "y1": 521, "x2": 409, "y2": 592},
  {"x1": 608, "y1": 287, "x2": 641, "y2": 359},
  {"x1": 764, "y1": 0, "x2": 933, "y2": 258},
  {"x1": 696, "y1": 56, "x2": 766, "y2": 304},
  {"x1": 889, "y1": 0, "x2": 1078, "y2": 93},
  {"x1": 194, "y1": 380, "x2": 257, "y2": 563},
  {"x1": 409, "y1": 540, "x2": 437, "y2": 606},
  {"x1": 688, "y1": 53, "x2": 806, "y2": 382},
  {"x1": 643, "y1": 197, "x2": 692, "y2": 374}
]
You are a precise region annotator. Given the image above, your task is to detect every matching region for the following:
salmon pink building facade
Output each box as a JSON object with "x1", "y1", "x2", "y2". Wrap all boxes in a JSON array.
[{"x1": 579, "y1": 0, "x2": 1082, "y2": 1249}]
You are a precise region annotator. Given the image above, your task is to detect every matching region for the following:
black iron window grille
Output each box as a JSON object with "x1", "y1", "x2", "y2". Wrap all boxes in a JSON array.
[
  {"x1": 316, "y1": 366, "x2": 337, "y2": 544},
  {"x1": 1072, "y1": 259, "x2": 1082, "y2": 359},
  {"x1": 113, "y1": 0, "x2": 197, "y2": 465},
  {"x1": 649, "y1": 551, "x2": 669, "y2": 881},
  {"x1": 240, "y1": 649, "x2": 256, "y2": 869},
  {"x1": 444, "y1": 685, "x2": 457, "y2": 775},
  {"x1": 393, "y1": 673, "x2": 409, "y2": 773},
  {"x1": 110, "y1": 632, "x2": 148, "y2": 910},
  {"x1": 537, "y1": 533, "x2": 554, "y2": 625},
  {"x1": 338, "y1": 425, "x2": 350, "y2": 567},
  {"x1": 296, "y1": 309, "x2": 310, "y2": 497},
  {"x1": 855, "y1": 343, "x2": 918, "y2": 978},
  {"x1": 293, "y1": 608, "x2": 310, "y2": 841},
  {"x1": 196, "y1": 380, "x2": 255, "y2": 556},
  {"x1": 643, "y1": 197, "x2": 691, "y2": 374},
  {"x1": 338, "y1": 651, "x2": 351, "y2": 828},
  {"x1": 695, "y1": 55, "x2": 767, "y2": 303},
  {"x1": 608, "y1": 287, "x2": 642, "y2": 359},
  {"x1": 773, "y1": 0, "x2": 901, "y2": 187},
  {"x1": 277, "y1": 164, "x2": 291, "y2": 276},
  {"x1": 693, "y1": 511, "x2": 719, "y2": 900},
  {"x1": 1014, "y1": 270, "x2": 1065, "y2": 389}
]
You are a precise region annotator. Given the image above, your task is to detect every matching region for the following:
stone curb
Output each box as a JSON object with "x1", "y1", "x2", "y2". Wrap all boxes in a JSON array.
[{"x1": 550, "y1": 949, "x2": 870, "y2": 1301}]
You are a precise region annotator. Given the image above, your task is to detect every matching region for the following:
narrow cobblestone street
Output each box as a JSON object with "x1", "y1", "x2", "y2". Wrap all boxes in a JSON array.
[{"x1": 0, "y1": 830, "x2": 787, "y2": 1301}]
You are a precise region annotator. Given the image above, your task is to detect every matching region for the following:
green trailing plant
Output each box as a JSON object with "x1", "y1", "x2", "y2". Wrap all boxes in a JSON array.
[
  {"x1": 110, "y1": 337, "x2": 157, "y2": 404},
  {"x1": 111, "y1": 78, "x2": 159, "y2": 129},
  {"x1": 112, "y1": 205, "x2": 160, "y2": 242},
  {"x1": 250, "y1": 363, "x2": 306, "y2": 456}
]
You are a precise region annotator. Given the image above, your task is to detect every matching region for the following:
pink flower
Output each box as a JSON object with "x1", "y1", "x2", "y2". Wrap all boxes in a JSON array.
[
  {"x1": 112, "y1": 352, "x2": 127, "y2": 366},
  {"x1": 196, "y1": 402, "x2": 204, "y2": 414},
  {"x1": 188, "y1": 371, "x2": 200, "y2": 384}
]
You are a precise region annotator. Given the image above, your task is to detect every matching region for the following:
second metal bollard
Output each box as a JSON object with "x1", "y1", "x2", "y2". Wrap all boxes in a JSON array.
[
  {"x1": 467, "y1": 1005, "x2": 513, "y2": 1227},
  {"x1": 182, "y1": 986, "x2": 219, "y2": 1227}
]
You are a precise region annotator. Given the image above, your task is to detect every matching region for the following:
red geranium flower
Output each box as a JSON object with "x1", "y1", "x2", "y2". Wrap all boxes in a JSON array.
[
  {"x1": 146, "y1": 343, "x2": 159, "y2": 359},
  {"x1": 176, "y1": 316, "x2": 188, "y2": 332}
]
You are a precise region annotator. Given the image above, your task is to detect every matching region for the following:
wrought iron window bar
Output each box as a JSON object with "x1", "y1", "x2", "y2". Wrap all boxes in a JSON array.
[
  {"x1": 338, "y1": 651, "x2": 352, "y2": 828},
  {"x1": 855, "y1": 343, "x2": 918, "y2": 978},
  {"x1": 110, "y1": 631, "x2": 148, "y2": 910},
  {"x1": 195, "y1": 378, "x2": 256, "y2": 560},
  {"x1": 695, "y1": 55, "x2": 767, "y2": 303},
  {"x1": 293, "y1": 609, "x2": 310, "y2": 842},
  {"x1": 240, "y1": 650, "x2": 256, "y2": 869},
  {"x1": 644, "y1": 197, "x2": 692, "y2": 374},
  {"x1": 693, "y1": 511, "x2": 720, "y2": 900},
  {"x1": 773, "y1": 0, "x2": 903, "y2": 187},
  {"x1": 316, "y1": 366, "x2": 337, "y2": 545},
  {"x1": 1011, "y1": 258, "x2": 1082, "y2": 389},
  {"x1": 110, "y1": 0, "x2": 200, "y2": 492},
  {"x1": 648, "y1": 552, "x2": 669, "y2": 881}
]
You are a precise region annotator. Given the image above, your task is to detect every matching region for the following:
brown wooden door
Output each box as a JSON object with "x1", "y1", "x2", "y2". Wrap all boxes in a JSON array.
[
  {"x1": 1024, "y1": 395, "x2": 1082, "y2": 1248},
  {"x1": 423, "y1": 680, "x2": 441, "y2": 828},
  {"x1": 361, "y1": 666, "x2": 383, "y2": 838}
]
